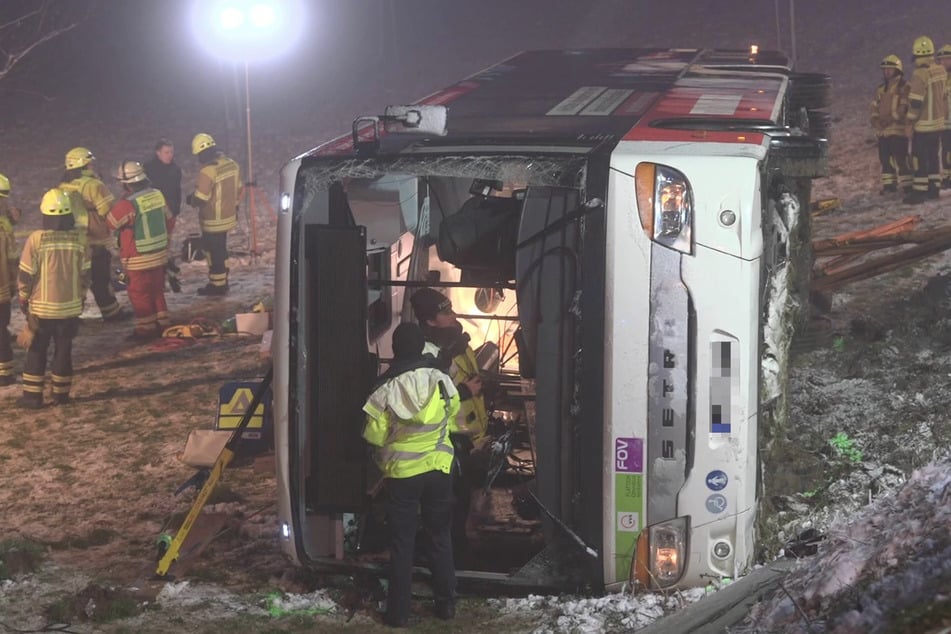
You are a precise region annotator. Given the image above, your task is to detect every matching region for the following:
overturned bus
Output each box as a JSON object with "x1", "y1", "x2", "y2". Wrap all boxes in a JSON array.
[{"x1": 272, "y1": 48, "x2": 829, "y2": 591}]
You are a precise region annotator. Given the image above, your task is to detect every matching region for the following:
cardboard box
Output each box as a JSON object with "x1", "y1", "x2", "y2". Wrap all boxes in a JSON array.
[{"x1": 235, "y1": 312, "x2": 270, "y2": 336}]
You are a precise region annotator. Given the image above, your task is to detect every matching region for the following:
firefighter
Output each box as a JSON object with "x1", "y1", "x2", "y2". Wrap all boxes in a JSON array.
[
  {"x1": 17, "y1": 189, "x2": 90, "y2": 409},
  {"x1": 362, "y1": 322, "x2": 459, "y2": 627},
  {"x1": 936, "y1": 45, "x2": 951, "y2": 189},
  {"x1": 410, "y1": 288, "x2": 489, "y2": 561},
  {"x1": 0, "y1": 173, "x2": 22, "y2": 386},
  {"x1": 904, "y1": 36, "x2": 948, "y2": 205},
  {"x1": 60, "y1": 147, "x2": 126, "y2": 319},
  {"x1": 106, "y1": 161, "x2": 173, "y2": 341},
  {"x1": 144, "y1": 138, "x2": 183, "y2": 293},
  {"x1": 870, "y1": 55, "x2": 912, "y2": 194},
  {"x1": 185, "y1": 133, "x2": 240, "y2": 296}
]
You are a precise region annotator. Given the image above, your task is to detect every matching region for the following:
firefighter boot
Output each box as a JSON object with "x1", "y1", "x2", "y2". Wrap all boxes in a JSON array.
[
  {"x1": 196, "y1": 283, "x2": 229, "y2": 296},
  {"x1": 927, "y1": 183, "x2": 940, "y2": 199},
  {"x1": 166, "y1": 261, "x2": 182, "y2": 294},
  {"x1": 16, "y1": 392, "x2": 43, "y2": 409},
  {"x1": 879, "y1": 184, "x2": 898, "y2": 194},
  {"x1": 0, "y1": 375, "x2": 14, "y2": 387},
  {"x1": 943, "y1": 178, "x2": 951, "y2": 190},
  {"x1": 903, "y1": 189, "x2": 927, "y2": 205}
]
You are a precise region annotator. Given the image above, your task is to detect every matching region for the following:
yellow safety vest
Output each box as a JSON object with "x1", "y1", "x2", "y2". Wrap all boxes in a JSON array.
[
  {"x1": 908, "y1": 58, "x2": 948, "y2": 133},
  {"x1": 424, "y1": 341, "x2": 489, "y2": 440},
  {"x1": 363, "y1": 367, "x2": 460, "y2": 479},
  {"x1": 17, "y1": 229, "x2": 89, "y2": 319},
  {"x1": 194, "y1": 157, "x2": 240, "y2": 233}
]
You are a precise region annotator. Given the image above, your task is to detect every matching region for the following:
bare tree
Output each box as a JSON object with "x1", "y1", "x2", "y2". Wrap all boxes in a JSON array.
[{"x1": 0, "y1": 0, "x2": 93, "y2": 83}]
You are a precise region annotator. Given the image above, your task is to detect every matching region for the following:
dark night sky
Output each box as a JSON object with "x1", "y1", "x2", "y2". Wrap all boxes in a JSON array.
[{"x1": 1, "y1": 0, "x2": 948, "y2": 193}]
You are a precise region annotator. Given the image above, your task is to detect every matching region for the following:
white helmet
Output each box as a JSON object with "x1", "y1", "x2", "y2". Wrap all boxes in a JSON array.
[{"x1": 115, "y1": 160, "x2": 146, "y2": 184}]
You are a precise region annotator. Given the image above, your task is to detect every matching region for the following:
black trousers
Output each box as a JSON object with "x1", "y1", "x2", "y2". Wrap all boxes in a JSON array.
[
  {"x1": 877, "y1": 135, "x2": 910, "y2": 187},
  {"x1": 910, "y1": 130, "x2": 942, "y2": 192},
  {"x1": 89, "y1": 244, "x2": 119, "y2": 316},
  {"x1": 201, "y1": 230, "x2": 229, "y2": 286},
  {"x1": 22, "y1": 317, "x2": 79, "y2": 398},
  {"x1": 0, "y1": 301, "x2": 11, "y2": 380},
  {"x1": 385, "y1": 470, "x2": 455, "y2": 624},
  {"x1": 943, "y1": 129, "x2": 951, "y2": 179}
]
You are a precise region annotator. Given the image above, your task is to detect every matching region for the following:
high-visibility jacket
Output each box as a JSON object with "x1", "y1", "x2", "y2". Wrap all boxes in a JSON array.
[
  {"x1": 18, "y1": 229, "x2": 89, "y2": 319},
  {"x1": 424, "y1": 341, "x2": 488, "y2": 440},
  {"x1": 60, "y1": 175, "x2": 114, "y2": 246},
  {"x1": 106, "y1": 188, "x2": 171, "y2": 271},
  {"x1": 870, "y1": 75, "x2": 910, "y2": 137},
  {"x1": 907, "y1": 57, "x2": 948, "y2": 133},
  {"x1": 194, "y1": 156, "x2": 240, "y2": 233},
  {"x1": 0, "y1": 200, "x2": 16, "y2": 303},
  {"x1": 363, "y1": 366, "x2": 460, "y2": 479}
]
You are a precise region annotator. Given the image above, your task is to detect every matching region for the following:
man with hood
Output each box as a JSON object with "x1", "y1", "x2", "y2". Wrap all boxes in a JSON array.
[
  {"x1": 362, "y1": 322, "x2": 459, "y2": 627},
  {"x1": 409, "y1": 288, "x2": 489, "y2": 562}
]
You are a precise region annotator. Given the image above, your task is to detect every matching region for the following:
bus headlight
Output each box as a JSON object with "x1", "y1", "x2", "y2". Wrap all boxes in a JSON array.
[
  {"x1": 635, "y1": 162, "x2": 693, "y2": 254},
  {"x1": 635, "y1": 517, "x2": 689, "y2": 588}
]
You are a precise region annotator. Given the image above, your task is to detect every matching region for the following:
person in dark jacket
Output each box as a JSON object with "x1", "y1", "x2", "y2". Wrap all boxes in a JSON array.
[
  {"x1": 144, "y1": 138, "x2": 183, "y2": 292},
  {"x1": 144, "y1": 139, "x2": 182, "y2": 231},
  {"x1": 363, "y1": 323, "x2": 459, "y2": 627}
]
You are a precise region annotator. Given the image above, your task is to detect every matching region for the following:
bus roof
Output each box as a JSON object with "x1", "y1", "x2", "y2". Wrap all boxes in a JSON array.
[{"x1": 311, "y1": 48, "x2": 791, "y2": 156}]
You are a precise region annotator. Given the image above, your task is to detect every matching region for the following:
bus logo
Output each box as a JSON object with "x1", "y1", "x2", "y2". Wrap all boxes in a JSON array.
[{"x1": 614, "y1": 437, "x2": 643, "y2": 473}]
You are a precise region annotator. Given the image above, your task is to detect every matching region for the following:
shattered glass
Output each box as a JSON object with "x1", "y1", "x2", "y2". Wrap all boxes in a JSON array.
[{"x1": 297, "y1": 154, "x2": 588, "y2": 208}]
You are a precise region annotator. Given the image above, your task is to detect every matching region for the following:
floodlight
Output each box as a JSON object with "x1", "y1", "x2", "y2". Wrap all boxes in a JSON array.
[{"x1": 188, "y1": 0, "x2": 304, "y2": 255}]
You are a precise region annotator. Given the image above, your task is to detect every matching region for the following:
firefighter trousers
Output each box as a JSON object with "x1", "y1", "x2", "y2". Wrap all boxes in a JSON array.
[
  {"x1": 910, "y1": 130, "x2": 942, "y2": 193},
  {"x1": 384, "y1": 470, "x2": 456, "y2": 625},
  {"x1": 877, "y1": 135, "x2": 911, "y2": 188},
  {"x1": 22, "y1": 317, "x2": 79, "y2": 401},
  {"x1": 201, "y1": 230, "x2": 229, "y2": 288},
  {"x1": 0, "y1": 301, "x2": 12, "y2": 382},
  {"x1": 127, "y1": 267, "x2": 169, "y2": 335},
  {"x1": 90, "y1": 245, "x2": 121, "y2": 318},
  {"x1": 943, "y1": 130, "x2": 951, "y2": 182}
]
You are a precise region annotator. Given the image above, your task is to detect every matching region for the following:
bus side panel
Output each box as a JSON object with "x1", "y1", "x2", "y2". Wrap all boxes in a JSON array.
[{"x1": 602, "y1": 168, "x2": 652, "y2": 585}]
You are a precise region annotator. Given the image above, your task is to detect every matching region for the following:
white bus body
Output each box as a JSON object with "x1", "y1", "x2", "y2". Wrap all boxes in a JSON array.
[{"x1": 272, "y1": 48, "x2": 827, "y2": 591}]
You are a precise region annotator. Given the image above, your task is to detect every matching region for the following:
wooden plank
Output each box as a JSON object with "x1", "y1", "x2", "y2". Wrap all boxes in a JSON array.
[{"x1": 812, "y1": 231, "x2": 951, "y2": 291}]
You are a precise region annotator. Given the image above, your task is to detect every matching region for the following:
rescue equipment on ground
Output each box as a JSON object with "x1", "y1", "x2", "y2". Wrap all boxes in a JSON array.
[
  {"x1": 155, "y1": 368, "x2": 273, "y2": 577},
  {"x1": 162, "y1": 317, "x2": 222, "y2": 339},
  {"x1": 181, "y1": 233, "x2": 205, "y2": 261}
]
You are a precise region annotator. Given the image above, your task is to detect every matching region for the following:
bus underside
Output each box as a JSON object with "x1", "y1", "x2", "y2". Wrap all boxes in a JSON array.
[{"x1": 284, "y1": 152, "x2": 607, "y2": 590}]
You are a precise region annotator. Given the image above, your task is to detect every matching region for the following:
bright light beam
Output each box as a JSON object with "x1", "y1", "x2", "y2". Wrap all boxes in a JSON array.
[{"x1": 190, "y1": 0, "x2": 304, "y2": 63}]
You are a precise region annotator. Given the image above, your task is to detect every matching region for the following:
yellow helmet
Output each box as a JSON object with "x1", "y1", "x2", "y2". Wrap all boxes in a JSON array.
[
  {"x1": 913, "y1": 35, "x2": 934, "y2": 57},
  {"x1": 115, "y1": 160, "x2": 146, "y2": 184},
  {"x1": 65, "y1": 147, "x2": 95, "y2": 170},
  {"x1": 937, "y1": 44, "x2": 951, "y2": 60},
  {"x1": 0, "y1": 173, "x2": 9, "y2": 197},
  {"x1": 191, "y1": 133, "x2": 216, "y2": 155},
  {"x1": 880, "y1": 54, "x2": 903, "y2": 72},
  {"x1": 40, "y1": 188, "x2": 72, "y2": 216}
]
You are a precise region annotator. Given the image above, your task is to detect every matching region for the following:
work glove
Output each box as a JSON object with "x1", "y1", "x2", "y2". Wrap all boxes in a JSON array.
[{"x1": 185, "y1": 193, "x2": 199, "y2": 208}]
